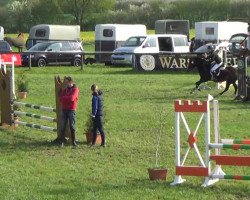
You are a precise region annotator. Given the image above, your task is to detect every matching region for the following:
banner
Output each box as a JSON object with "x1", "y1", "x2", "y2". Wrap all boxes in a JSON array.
[
  {"x1": 0, "y1": 53, "x2": 22, "y2": 66},
  {"x1": 133, "y1": 53, "x2": 237, "y2": 71}
]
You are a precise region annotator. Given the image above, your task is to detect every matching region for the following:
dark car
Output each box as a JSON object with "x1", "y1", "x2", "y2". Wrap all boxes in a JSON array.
[
  {"x1": 21, "y1": 41, "x2": 83, "y2": 67},
  {"x1": 0, "y1": 40, "x2": 12, "y2": 53}
]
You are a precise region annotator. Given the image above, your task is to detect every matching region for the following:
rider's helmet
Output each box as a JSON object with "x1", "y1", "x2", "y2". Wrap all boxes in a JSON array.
[{"x1": 207, "y1": 44, "x2": 215, "y2": 54}]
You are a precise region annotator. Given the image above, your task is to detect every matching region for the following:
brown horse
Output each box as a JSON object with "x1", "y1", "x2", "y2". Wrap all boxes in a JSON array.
[
  {"x1": 188, "y1": 56, "x2": 238, "y2": 95},
  {"x1": 4, "y1": 33, "x2": 25, "y2": 52}
]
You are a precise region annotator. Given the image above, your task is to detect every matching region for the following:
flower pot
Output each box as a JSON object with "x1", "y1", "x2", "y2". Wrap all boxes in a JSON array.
[
  {"x1": 18, "y1": 92, "x2": 27, "y2": 99},
  {"x1": 85, "y1": 131, "x2": 102, "y2": 144},
  {"x1": 148, "y1": 168, "x2": 168, "y2": 181}
]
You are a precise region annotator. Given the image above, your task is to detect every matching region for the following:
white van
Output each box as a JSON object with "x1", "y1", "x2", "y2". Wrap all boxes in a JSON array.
[
  {"x1": 95, "y1": 24, "x2": 147, "y2": 64},
  {"x1": 26, "y1": 24, "x2": 81, "y2": 49},
  {"x1": 111, "y1": 34, "x2": 189, "y2": 65}
]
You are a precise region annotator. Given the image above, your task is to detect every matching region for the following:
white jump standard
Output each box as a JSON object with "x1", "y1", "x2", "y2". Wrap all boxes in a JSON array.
[{"x1": 171, "y1": 95, "x2": 250, "y2": 187}]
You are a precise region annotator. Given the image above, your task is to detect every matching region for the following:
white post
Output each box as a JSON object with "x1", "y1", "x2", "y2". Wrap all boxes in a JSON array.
[
  {"x1": 171, "y1": 111, "x2": 186, "y2": 185},
  {"x1": 203, "y1": 96, "x2": 221, "y2": 187},
  {"x1": 213, "y1": 100, "x2": 220, "y2": 155},
  {"x1": 11, "y1": 56, "x2": 16, "y2": 99}
]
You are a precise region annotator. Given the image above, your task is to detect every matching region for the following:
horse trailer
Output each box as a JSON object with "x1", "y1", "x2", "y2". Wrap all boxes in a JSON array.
[
  {"x1": 194, "y1": 21, "x2": 249, "y2": 49},
  {"x1": 95, "y1": 24, "x2": 147, "y2": 64},
  {"x1": 0, "y1": 26, "x2": 4, "y2": 40},
  {"x1": 155, "y1": 20, "x2": 190, "y2": 40},
  {"x1": 26, "y1": 24, "x2": 81, "y2": 49}
]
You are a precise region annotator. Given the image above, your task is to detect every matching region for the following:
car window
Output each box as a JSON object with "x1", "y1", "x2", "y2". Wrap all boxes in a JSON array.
[
  {"x1": 144, "y1": 37, "x2": 157, "y2": 47},
  {"x1": 28, "y1": 42, "x2": 51, "y2": 51},
  {"x1": 61, "y1": 42, "x2": 71, "y2": 51},
  {"x1": 59, "y1": 42, "x2": 82, "y2": 51},
  {"x1": 123, "y1": 37, "x2": 146, "y2": 47},
  {"x1": 158, "y1": 37, "x2": 173, "y2": 51},
  {"x1": 173, "y1": 37, "x2": 188, "y2": 47},
  {"x1": 47, "y1": 43, "x2": 62, "y2": 51}
]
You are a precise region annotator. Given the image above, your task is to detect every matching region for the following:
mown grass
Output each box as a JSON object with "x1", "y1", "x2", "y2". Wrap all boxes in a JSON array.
[{"x1": 0, "y1": 64, "x2": 250, "y2": 200}]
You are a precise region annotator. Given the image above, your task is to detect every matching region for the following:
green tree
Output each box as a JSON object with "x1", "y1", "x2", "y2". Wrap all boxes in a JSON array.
[{"x1": 61, "y1": 0, "x2": 115, "y2": 30}]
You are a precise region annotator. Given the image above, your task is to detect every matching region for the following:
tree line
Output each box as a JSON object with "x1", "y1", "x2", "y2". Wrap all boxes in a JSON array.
[{"x1": 0, "y1": 0, "x2": 249, "y2": 33}]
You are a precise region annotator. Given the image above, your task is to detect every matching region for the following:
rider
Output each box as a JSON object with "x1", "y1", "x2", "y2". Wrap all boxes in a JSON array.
[{"x1": 206, "y1": 45, "x2": 224, "y2": 81}]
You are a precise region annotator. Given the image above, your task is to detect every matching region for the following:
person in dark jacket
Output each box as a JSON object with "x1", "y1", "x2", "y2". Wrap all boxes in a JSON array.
[
  {"x1": 206, "y1": 46, "x2": 223, "y2": 80},
  {"x1": 59, "y1": 76, "x2": 79, "y2": 147},
  {"x1": 91, "y1": 84, "x2": 106, "y2": 147}
]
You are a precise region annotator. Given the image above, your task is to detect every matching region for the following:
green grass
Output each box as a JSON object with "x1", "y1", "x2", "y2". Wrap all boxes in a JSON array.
[{"x1": 0, "y1": 65, "x2": 250, "y2": 199}]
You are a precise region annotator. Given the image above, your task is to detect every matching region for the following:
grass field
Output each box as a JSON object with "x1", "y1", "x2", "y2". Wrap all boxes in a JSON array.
[
  {"x1": 1, "y1": 30, "x2": 250, "y2": 199},
  {"x1": 0, "y1": 64, "x2": 250, "y2": 200}
]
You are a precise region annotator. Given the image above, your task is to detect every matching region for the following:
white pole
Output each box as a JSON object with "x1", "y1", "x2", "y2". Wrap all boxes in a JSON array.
[
  {"x1": 11, "y1": 56, "x2": 16, "y2": 99},
  {"x1": 213, "y1": 100, "x2": 220, "y2": 155}
]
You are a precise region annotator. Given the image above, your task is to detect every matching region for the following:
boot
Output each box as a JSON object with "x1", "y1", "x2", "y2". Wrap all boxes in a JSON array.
[
  {"x1": 71, "y1": 133, "x2": 77, "y2": 147},
  {"x1": 211, "y1": 71, "x2": 217, "y2": 81}
]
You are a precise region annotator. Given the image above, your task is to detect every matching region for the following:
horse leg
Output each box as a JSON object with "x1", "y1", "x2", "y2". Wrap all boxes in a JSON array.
[
  {"x1": 219, "y1": 81, "x2": 230, "y2": 95},
  {"x1": 233, "y1": 82, "x2": 238, "y2": 95},
  {"x1": 191, "y1": 80, "x2": 203, "y2": 93}
]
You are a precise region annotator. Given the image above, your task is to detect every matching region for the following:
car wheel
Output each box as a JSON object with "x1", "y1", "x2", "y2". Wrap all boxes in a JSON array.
[
  {"x1": 37, "y1": 58, "x2": 46, "y2": 67},
  {"x1": 73, "y1": 58, "x2": 82, "y2": 67}
]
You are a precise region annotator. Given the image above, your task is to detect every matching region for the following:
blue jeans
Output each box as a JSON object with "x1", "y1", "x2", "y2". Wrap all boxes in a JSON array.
[
  {"x1": 60, "y1": 110, "x2": 76, "y2": 144},
  {"x1": 92, "y1": 116, "x2": 105, "y2": 145}
]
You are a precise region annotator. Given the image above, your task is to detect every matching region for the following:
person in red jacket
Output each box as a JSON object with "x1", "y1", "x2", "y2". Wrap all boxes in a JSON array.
[{"x1": 59, "y1": 76, "x2": 79, "y2": 147}]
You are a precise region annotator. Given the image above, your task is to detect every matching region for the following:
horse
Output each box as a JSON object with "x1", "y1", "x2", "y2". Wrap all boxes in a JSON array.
[
  {"x1": 4, "y1": 33, "x2": 25, "y2": 52},
  {"x1": 188, "y1": 56, "x2": 238, "y2": 95}
]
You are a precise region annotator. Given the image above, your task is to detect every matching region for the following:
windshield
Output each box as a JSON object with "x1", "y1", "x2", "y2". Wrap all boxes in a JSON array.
[
  {"x1": 28, "y1": 43, "x2": 51, "y2": 51},
  {"x1": 173, "y1": 37, "x2": 189, "y2": 47},
  {"x1": 123, "y1": 37, "x2": 146, "y2": 47}
]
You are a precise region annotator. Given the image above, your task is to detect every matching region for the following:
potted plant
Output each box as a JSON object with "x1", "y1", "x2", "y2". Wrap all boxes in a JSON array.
[
  {"x1": 84, "y1": 112, "x2": 102, "y2": 145},
  {"x1": 16, "y1": 73, "x2": 29, "y2": 99},
  {"x1": 148, "y1": 111, "x2": 168, "y2": 180}
]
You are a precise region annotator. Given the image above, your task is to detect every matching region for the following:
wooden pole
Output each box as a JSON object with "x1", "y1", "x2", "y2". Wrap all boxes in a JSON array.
[
  {"x1": 54, "y1": 76, "x2": 71, "y2": 142},
  {"x1": 0, "y1": 69, "x2": 12, "y2": 126}
]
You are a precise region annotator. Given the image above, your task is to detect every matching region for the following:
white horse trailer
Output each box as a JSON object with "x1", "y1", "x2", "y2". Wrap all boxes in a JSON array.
[
  {"x1": 95, "y1": 24, "x2": 147, "y2": 64},
  {"x1": 26, "y1": 24, "x2": 81, "y2": 49},
  {"x1": 0, "y1": 26, "x2": 4, "y2": 40},
  {"x1": 155, "y1": 20, "x2": 190, "y2": 40},
  {"x1": 195, "y1": 21, "x2": 248, "y2": 44}
]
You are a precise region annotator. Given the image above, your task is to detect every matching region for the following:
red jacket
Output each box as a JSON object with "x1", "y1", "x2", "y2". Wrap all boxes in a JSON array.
[{"x1": 59, "y1": 84, "x2": 79, "y2": 110}]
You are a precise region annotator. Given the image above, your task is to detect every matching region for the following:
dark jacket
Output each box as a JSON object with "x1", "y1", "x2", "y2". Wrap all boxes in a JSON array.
[
  {"x1": 207, "y1": 51, "x2": 222, "y2": 64},
  {"x1": 59, "y1": 84, "x2": 79, "y2": 110},
  {"x1": 92, "y1": 90, "x2": 104, "y2": 117}
]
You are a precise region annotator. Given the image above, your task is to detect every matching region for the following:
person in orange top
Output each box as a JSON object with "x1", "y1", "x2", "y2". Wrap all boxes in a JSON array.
[{"x1": 59, "y1": 76, "x2": 79, "y2": 147}]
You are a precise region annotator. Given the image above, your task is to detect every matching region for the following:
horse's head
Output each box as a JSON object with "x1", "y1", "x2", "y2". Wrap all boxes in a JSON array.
[{"x1": 17, "y1": 33, "x2": 24, "y2": 38}]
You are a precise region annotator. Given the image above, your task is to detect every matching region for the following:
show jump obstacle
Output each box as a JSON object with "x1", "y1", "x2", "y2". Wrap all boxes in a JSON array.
[
  {"x1": 171, "y1": 95, "x2": 250, "y2": 187},
  {"x1": 0, "y1": 67, "x2": 70, "y2": 141}
]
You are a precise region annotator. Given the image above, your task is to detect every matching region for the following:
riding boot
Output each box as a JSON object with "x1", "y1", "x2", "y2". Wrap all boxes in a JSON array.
[
  {"x1": 71, "y1": 132, "x2": 77, "y2": 146},
  {"x1": 211, "y1": 71, "x2": 217, "y2": 81}
]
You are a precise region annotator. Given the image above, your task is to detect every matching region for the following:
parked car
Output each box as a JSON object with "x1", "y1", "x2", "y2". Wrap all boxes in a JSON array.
[
  {"x1": 0, "y1": 40, "x2": 12, "y2": 53},
  {"x1": 111, "y1": 34, "x2": 189, "y2": 65},
  {"x1": 21, "y1": 41, "x2": 83, "y2": 67}
]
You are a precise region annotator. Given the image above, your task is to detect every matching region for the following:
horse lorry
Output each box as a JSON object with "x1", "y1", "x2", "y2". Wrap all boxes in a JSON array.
[
  {"x1": 0, "y1": 26, "x2": 4, "y2": 40},
  {"x1": 155, "y1": 20, "x2": 190, "y2": 40},
  {"x1": 26, "y1": 24, "x2": 81, "y2": 49},
  {"x1": 193, "y1": 21, "x2": 249, "y2": 50},
  {"x1": 94, "y1": 24, "x2": 147, "y2": 65}
]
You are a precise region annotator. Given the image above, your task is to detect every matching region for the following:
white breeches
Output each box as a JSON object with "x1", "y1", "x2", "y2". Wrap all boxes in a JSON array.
[{"x1": 211, "y1": 62, "x2": 223, "y2": 72}]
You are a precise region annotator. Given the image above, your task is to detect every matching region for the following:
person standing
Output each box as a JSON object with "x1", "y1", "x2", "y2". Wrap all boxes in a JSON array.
[
  {"x1": 59, "y1": 76, "x2": 79, "y2": 147},
  {"x1": 91, "y1": 84, "x2": 106, "y2": 147}
]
